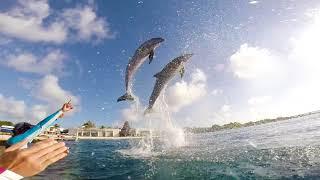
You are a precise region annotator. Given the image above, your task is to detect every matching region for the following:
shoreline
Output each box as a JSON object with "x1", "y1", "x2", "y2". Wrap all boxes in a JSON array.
[
  {"x1": 76, "y1": 136, "x2": 143, "y2": 140},
  {"x1": 0, "y1": 135, "x2": 145, "y2": 142},
  {"x1": 185, "y1": 110, "x2": 320, "y2": 134}
]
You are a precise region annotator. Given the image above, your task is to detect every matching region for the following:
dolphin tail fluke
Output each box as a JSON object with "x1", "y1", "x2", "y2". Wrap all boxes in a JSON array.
[
  {"x1": 144, "y1": 107, "x2": 154, "y2": 116},
  {"x1": 117, "y1": 93, "x2": 135, "y2": 102}
]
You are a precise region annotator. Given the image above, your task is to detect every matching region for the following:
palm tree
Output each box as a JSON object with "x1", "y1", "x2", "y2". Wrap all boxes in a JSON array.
[{"x1": 0, "y1": 121, "x2": 14, "y2": 126}]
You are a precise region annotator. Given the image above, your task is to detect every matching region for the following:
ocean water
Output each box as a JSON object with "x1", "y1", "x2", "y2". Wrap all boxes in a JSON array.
[{"x1": 30, "y1": 113, "x2": 320, "y2": 180}]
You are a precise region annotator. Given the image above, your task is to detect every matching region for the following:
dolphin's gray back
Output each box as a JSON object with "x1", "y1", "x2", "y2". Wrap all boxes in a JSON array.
[
  {"x1": 130, "y1": 38, "x2": 161, "y2": 63},
  {"x1": 125, "y1": 40, "x2": 157, "y2": 92},
  {"x1": 156, "y1": 58, "x2": 184, "y2": 78},
  {"x1": 147, "y1": 58, "x2": 183, "y2": 109},
  {"x1": 127, "y1": 41, "x2": 154, "y2": 70}
]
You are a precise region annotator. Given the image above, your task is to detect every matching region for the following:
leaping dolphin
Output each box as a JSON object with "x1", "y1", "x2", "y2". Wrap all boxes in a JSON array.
[
  {"x1": 144, "y1": 53, "x2": 193, "y2": 114},
  {"x1": 117, "y1": 37, "x2": 165, "y2": 102}
]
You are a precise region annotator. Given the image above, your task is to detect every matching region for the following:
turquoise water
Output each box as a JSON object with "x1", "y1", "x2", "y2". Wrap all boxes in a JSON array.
[{"x1": 31, "y1": 113, "x2": 320, "y2": 179}]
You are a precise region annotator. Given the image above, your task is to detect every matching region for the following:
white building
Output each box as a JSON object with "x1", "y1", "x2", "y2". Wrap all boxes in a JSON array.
[{"x1": 73, "y1": 128, "x2": 121, "y2": 137}]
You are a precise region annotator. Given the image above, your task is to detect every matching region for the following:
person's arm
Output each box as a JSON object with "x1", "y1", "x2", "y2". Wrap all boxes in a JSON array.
[
  {"x1": 6, "y1": 110, "x2": 63, "y2": 146},
  {"x1": 7, "y1": 102, "x2": 73, "y2": 146}
]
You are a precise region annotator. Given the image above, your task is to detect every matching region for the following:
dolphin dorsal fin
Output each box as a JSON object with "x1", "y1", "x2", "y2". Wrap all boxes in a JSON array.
[{"x1": 153, "y1": 72, "x2": 162, "y2": 78}]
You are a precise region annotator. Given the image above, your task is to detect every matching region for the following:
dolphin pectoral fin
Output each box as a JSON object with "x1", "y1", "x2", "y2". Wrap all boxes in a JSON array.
[
  {"x1": 153, "y1": 72, "x2": 161, "y2": 78},
  {"x1": 179, "y1": 66, "x2": 185, "y2": 78},
  {"x1": 117, "y1": 93, "x2": 135, "y2": 102},
  {"x1": 148, "y1": 50, "x2": 154, "y2": 64}
]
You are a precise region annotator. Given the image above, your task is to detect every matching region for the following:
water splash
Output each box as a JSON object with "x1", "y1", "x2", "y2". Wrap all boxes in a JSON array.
[
  {"x1": 118, "y1": 90, "x2": 186, "y2": 158},
  {"x1": 155, "y1": 92, "x2": 186, "y2": 148}
]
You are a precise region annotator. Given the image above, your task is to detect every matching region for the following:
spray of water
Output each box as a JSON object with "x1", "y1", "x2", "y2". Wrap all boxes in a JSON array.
[
  {"x1": 118, "y1": 89, "x2": 186, "y2": 158},
  {"x1": 156, "y1": 91, "x2": 186, "y2": 148}
]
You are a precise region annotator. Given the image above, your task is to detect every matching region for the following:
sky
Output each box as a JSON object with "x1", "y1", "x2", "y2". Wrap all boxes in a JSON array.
[{"x1": 1, "y1": 0, "x2": 320, "y2": 128}]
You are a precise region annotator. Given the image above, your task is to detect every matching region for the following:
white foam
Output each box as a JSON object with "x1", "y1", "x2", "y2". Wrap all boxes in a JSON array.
[{"x1": 118, "y1": 91, "x2": 187, "y2": 158}]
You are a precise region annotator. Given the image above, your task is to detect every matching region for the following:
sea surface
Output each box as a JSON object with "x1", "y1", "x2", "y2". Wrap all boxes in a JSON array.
[{"x1": 30, "y1": 113, "x2": 320, "y2": 179}]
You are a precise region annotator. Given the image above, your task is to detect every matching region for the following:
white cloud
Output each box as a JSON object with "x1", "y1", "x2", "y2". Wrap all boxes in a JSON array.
[
  {"x1": 221, "y1": 104, "x2": 231, "y2": 112},
  {"x1": 289, "y1": 10, "x2": 320, "y2": 72},
  {"x1": 191, "y1": 69, "x2": 207, "y2": 83},
  {"x1": 248, "y1": 96, "x2": 272, "y2": 105},
  {"x1": 230, "y1": 44, "x2": 277, "y2": 79},
  {"x1": 0, "y1": 0, "x2": 66, "y2": 43},
  {"x1": 32, "y1": 75, "x2": 80, "y2": 107},
  {"x1": 6, "y1": 50, "x2": 65, "y2": 74},
  {"x1": 231, "y1": 9, "x2": 320, "y2": 121},
  {"x1": 0, "y1": 75, "x2": 80, "y2": 122},
  {"x1": 0, "y1": 0, "x2": 112, "y2": 43},
  {"x1": 166, "y1": 69, "x2": 207, "y2": 112},
  {"x1": 272, "y1": 9, "x2": 320, "y2": 116},
  {"x1": 29, "y1": 104, "x2": 49, "y2": 121},
  {"x1": 0, "y1": 93, "x2": 51, "y2": 122},
  {"x1": 62, "y1": 6, "x2": 113, "y2": 41},
  {"x1": 0, "y1": 94, "x2": 26, "y2": 119},
  {"x1": 247, "y1": 96, "x2": 275, "y2": 120}
]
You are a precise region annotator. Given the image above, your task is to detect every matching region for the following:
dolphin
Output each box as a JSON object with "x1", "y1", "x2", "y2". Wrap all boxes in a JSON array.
[
  {"x1": 117, "y1": 37, "x2": 165, "y2": 102},
  {"x1": 144, "y1": 53, "x2": 193, "y2": 114}
]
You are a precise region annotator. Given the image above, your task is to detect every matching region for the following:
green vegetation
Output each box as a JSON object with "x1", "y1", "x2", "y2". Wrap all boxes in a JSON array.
[
  {"x1": 0, "y1": 121, "x2": 14, "y2": 126},
  {"x1": 185, "y1": 111, "x2": 318, "y2": 134},
  {"x1": 99, "y1": 125, "x2": 112, "y2": 129},
  {"x1": 82, "y1": 120, "x2": 96, "y2": 128}
]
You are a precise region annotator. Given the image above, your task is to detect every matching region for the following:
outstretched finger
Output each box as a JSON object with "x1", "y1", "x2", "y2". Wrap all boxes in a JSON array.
[
  {"x1": 36, "y1": 142, "x2": 66, "y2": 160},
  {"x1": 5, "y1": 139, "x2": 29, "y2": 152},
  {"x1": 39, "y1": 145, "x2": 68, "y2": 163},
  {"x1": 26, "y1": 139, "x2": 57, "y2": 154},
  {"x1": 42, "y1": 152, "x2": 68, "y2": 168}
]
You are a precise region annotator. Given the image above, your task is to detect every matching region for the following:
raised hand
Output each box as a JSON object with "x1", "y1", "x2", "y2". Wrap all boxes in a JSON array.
[
  {"x1": 61, "y1": 100, "x2": 73, "y2": 113},
  {"x1": 0, "y1": 139, "x2": 68, "y2": 177}
]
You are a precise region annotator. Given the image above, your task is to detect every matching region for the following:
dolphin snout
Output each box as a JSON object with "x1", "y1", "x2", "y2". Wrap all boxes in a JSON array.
[
  {"x1": 152, "y1": 37, "x2": 165, "y2": 44},
  {"x1": 183, "y1": 53, "x2": 193, "y2": 61}
]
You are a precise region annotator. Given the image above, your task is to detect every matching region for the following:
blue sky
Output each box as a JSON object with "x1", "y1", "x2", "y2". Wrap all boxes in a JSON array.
[{"x1": 1, "y1": 0, "x2": 320, "y2": 128}]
